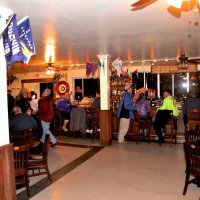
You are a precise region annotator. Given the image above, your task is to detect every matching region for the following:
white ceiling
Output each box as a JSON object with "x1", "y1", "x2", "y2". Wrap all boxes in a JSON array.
[{"x1": 2, "y1": 0, "x2": 200, "y2": 73}]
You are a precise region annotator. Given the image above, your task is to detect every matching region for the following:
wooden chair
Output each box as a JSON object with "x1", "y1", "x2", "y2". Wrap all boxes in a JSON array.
[
  {"x1": 132, "y1": 112, "x2": 151, "y2": 144},
  {"x1": 183, "y1": 142, "x2": 200, "y2": 195},
  {"x1": 91, "y1": 109, "x2": 100, "y2": 142},
  {"x1": 24, "y1": 127, "x2": 41, "y2": 141},
  {"x1": 10, "y1": 130, "x2": 24, "y2": 141},
  {"x1": 28, "y1": 134, "x2": 52, "y2": 182},
  {"x1": 14, "y1": 145, "x2": 30, "y2": 197},
  {"x1": 165, "y1": 110, "x2": 177, "y2": 146},
  {"x1": 187, "y1": 109, "x2": 200, "y2": 131},
  {"x1": 185, "y1": 130, "x2": 200, "y2": 145}
]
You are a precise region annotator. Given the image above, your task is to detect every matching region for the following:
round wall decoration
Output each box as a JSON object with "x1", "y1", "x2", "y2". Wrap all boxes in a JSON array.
[{"x1": 56, "y1": 81, "x2": 70, "y2": 95}]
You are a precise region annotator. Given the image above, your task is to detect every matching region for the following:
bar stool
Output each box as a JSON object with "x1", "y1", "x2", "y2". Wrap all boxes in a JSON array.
[
  {"x1": 132, "y1": 112, "x2": 151, "y2": 144},
  {"x1": 165, "y1": 110, "x2": 177, "y2": 146}
]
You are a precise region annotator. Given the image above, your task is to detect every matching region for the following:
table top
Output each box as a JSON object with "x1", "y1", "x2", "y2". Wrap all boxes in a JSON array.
[{"x1": 12, "y1": 140, "x2": 40, "y2": 149}]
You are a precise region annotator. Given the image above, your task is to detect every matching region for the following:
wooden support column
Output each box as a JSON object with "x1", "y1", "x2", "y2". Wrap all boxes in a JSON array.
[
  {"x1": 0, "y1": 8, "x2": 16, "y2": 200},
  {"x1": 97, "y1": 55, "x2": 112, "y2": 146},
  {"x1": 0, "y1": 144, "x2": 16, "y2": 200}
]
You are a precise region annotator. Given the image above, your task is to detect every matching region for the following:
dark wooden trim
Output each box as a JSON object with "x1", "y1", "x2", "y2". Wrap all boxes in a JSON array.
[
  {"x1": 21, "y1": 78, "x2": 54, "y2": 85},
  {"x1": 21, "y1": 78, "x2": 56, "y2": 99},
  {"x1": 0, "y1": 144, "x2": 16, "y2": 200}
]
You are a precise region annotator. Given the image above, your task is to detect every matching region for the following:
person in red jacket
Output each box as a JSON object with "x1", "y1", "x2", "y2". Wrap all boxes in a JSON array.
[{"x1": 37, "y1": 88, "x2": 57, "y2": 147}]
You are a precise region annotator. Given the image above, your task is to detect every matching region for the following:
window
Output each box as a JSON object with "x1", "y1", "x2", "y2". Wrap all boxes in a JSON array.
[{"x1": 74, "y1": 78, "x2": 100, "y2": 100}]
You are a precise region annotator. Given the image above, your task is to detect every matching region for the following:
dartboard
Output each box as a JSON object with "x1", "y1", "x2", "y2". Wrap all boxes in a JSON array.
[{"x1": 56, "y1": 81, "x2": 70, "y2": 95}]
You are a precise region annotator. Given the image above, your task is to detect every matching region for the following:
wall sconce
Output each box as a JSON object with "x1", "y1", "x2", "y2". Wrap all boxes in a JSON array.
[{"x1": 46, "y1": 68, "x2": 55, "y2": 75}]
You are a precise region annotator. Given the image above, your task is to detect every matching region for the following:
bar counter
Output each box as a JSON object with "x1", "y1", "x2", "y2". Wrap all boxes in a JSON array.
[{"x1": 111, "y1": 106, "x2": 185, "y2": 142}]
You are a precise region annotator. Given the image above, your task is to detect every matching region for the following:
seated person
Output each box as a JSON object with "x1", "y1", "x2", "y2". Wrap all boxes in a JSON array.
[
  {"x1": 90, "y1": 90, "x2": 100, "y2": 109},
  {"x1": 56, "y1": 92, "x2": 72, "y2": 132},
  {"x1": 9, "y1": 106, "x2": 38, "y2": 131},
  {"x1": 182, "y1": 92, "x2": 200, "y2": 130},
  {"x1": 75, "y1": 86, "x2": 83, "y2": 101},
  {"x1": 153, "y1": 88, "x2": 179, "y2": 142},
  {"x1": 86, "y1": 90, "x2": 101, "y2": 133},
  {"x1": 136, "y1": 93, "x2": 151, "y2": 119}
]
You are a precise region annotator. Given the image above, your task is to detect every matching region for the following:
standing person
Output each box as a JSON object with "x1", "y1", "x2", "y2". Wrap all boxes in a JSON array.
[
  {"x1": 117, "y1": 84, "x2": 136, "y2": 144},
  {"x1": 15, "y1": 88, "x2": 30, "y2": 114},
  {"x1": 37, "y1": 88, "x2": 57, "y2": 147},
  {"x1": 56, "y1": 92, "x2": 72, "y2": 132},
  {"x1": 7, "y1": 89, "x2": 15, "y2": 118},
  {"x1": 30, "y1": 91, "x2": 38, "y2": 114}
]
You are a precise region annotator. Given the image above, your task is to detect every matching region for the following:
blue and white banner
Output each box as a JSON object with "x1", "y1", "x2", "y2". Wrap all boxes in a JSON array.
[
  {"x1": 2, "y1": 14, "x2": 24, "y2": 70},
  {"x1": 17, "y1": 16, "x2": 35, "y2": 64}
]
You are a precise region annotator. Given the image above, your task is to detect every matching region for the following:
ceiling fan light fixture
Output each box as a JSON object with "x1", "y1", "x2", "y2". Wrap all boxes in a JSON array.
[{"x1": 167, "y1": 0, "x2": 182, "y2": 8}]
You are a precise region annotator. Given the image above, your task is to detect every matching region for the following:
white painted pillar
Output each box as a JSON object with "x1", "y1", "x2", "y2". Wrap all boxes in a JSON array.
[
  {"x1": 186, "y1": 72, "x2": 189, "y2": 93},
  {"x1": 97, "y1": 54, "x2": 110, "y2": 110},
  {"x1": 0, "y1": 7, "x2": 13, "y2": 146},
  {"x1": 157, "y1": 73, "x2": 160, "y2": 98},
  {"x1": 172, "y1": 74, "x2": 174, "y2": 96}
]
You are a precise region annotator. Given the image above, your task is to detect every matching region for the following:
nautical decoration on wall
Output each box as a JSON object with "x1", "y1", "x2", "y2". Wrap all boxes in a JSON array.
[
  {"x1": 7, "y1": 74, "x2": 17, "y2": 85},
  {"x1": 111, "y1": 57, "x2": 123, "y2": 77},
  {"x1": 55, "y1": 81, "x2": 69, "y2": 95},
  {"x1": 53, "y1": 72, "x2": 63, "y2": 83}
]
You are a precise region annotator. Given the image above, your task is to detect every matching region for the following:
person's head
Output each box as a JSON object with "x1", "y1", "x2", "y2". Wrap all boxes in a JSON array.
[
  {"x1": 25, "y1": 107, "x2": 32, "y2": 115},
  {"x1": 42, "y1": 88, "x2": 51, "y2": 97},
  {"x1": 95, "y1": 90, "x2": 100, "y2": 97},
  {"x1": 31, "y1": 92, "x2": 37, "y2": 100},
  {"x1": 163, "y1": 88, "x2": 172, "y2": 98},
  {"x1": 125, "y1": 84, "x2": 133, "y2": 94},
  {"x1": 12, "y1": 106, "x2": 22, "y2": 115},
  {"x1": 138, "y1": 93, "x2": 145, "y2": 101},
  {"x1": 19, "y1": 88, "x2": 28, "y2": 98},
  {"x1": 64, "y1": 92, "x2": 70, "y2": 100}
]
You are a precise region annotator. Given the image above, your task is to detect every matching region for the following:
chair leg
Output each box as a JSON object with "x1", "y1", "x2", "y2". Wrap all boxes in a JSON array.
[
  {"x1": 25, "y1": 173, "x2": 30, "y2": 197},
  {"x1": 45, "y1": 164, "x2": 52, "y2": 182},
  {"x1": 148, "y1": 128, "x2": 151, "y2": 144},
  {"x1": 183, "y1": 172, "x2": 190, "y2": 195}
]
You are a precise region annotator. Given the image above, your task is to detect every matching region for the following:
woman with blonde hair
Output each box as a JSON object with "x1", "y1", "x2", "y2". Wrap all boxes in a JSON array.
[{"x1": 15, "y1": 87, "x2": 30, "y2": 113}]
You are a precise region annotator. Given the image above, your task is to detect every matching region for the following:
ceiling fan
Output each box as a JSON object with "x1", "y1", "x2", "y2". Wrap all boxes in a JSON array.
[
  {"x1": 178, "y1": 54, "x2": 200, "y2": 65},
  {"x1": 131, "y1": 0, "x2": 200, "y2": 11},
  {"x1": 45, "y1": 62, "x2": 63, "y2": 75}
]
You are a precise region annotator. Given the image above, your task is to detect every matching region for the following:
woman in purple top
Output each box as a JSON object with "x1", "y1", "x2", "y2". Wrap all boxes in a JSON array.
[
  {"x1": 56, "y1": 93, "x2": 72, "y2": 132},
  {"x1": 136, "y1": 93, "x2": 151, "y2": 119}
]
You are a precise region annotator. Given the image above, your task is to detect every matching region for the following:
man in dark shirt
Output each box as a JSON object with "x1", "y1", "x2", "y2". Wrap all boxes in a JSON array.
[
  {"x1": 9, "y1": 106, "x2": 38, "y2": 131},
  {"x1": 182, "y1": 93, "x2": 200, "y2": 129}
]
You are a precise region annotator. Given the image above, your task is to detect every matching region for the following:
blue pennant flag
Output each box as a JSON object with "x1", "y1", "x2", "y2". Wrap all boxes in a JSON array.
[
  {"x1": 17, "y1": 16, "x2": 35, "y2": 64},
  {"x1": 86, "y1": 62, "x2": 92, "y2": 76},
  {"x1": 91, "y1": 62, "x2": 97, "y2": 76},
  {"x1": 2, "y1": 14, "x2": 24, "y2": 70}
]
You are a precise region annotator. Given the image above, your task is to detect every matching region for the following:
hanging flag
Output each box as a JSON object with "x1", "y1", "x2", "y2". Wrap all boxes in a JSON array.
[
  {"x1": 2, "y1": 14, "x2": 24, "y2": 70},
  {"x1": 86, "y1": 62, "x2": 92, "y2": 76},
  {"x1": 91, "y1": 61, "x2": 97, "y2": 76},
  {"x1": 112, "y1": 57, "x2": 123, "y2": 77},
  {"x1": 17, "y1": 16, "x2": 35, "y2": 64}
]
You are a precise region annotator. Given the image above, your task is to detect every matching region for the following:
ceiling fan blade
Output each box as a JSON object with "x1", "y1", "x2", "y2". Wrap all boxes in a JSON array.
[{"x1": 131, "y1": 0, "x2": 155, "y2": 7}]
